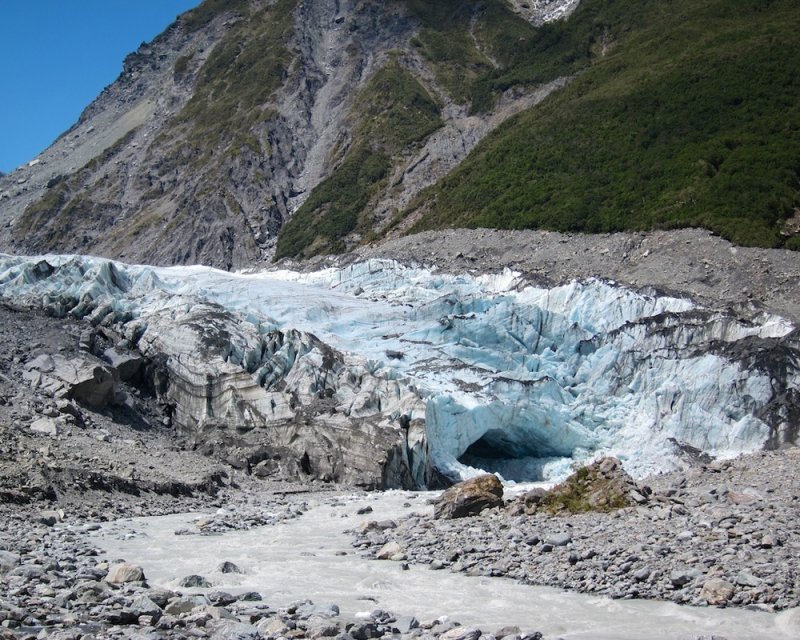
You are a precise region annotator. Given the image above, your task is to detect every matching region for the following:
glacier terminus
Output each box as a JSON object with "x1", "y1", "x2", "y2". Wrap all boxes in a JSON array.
[{"x1": 0, "y1": 253, "x2": 797, "y2": 489}]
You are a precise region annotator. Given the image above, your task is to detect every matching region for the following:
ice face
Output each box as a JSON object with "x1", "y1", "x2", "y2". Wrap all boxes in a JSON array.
[{"x1": 0, "y1": 253, "x2": 797, "y2": 485}]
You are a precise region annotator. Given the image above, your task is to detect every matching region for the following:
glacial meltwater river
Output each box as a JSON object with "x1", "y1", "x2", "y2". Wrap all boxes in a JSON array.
[{"x1": 91, "y1": 490, "x2": 799, "y2": 640}]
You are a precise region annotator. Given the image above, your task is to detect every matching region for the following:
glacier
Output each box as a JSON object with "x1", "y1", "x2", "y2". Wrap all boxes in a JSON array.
[{"x1": 0, "y1": 253, "x2": 797, "y2": 488}]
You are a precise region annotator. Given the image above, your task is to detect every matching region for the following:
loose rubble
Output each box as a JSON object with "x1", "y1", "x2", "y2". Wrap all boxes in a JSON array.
[{"x1": 355, "y1": 451, "x2": 800, "y2": 611}]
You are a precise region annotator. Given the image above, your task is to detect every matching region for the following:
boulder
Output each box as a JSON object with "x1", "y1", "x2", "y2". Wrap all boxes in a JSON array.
[
  {"x1": 129, "y1": 594, "x2": 163, "y2": 621},
  {"x1": 23, "y1": 353, "x2": 119, "y2": 408},
  {"x1": 103, "y1": 347, "x2": 144, "y2": 382},
  {"x1": 217, "y1": 561, "x2": 242, "y2": 574},
  {"x1": 208, "y1": 620, "x2": 260, "y2": 640},
  {"x1": 106, "y1": 562, "x2": 145, "y2": 584},
  {"x1": 164, "y1": 594, "x2": 210, "y2": 615},
  {"x1": 700, "y1": 578, "x2": 736, "y2": 605},
  {"x1": 375, "y1": 541, "x2": 406, "y2": 560},
  {"x1": 179, "y1": 574, "x2": 212, "y2": 588},
  {"x1": 439, "y1": 627, "x2": 482, "y2": 640},
  {"x1": 434, "y1": 474, "x2": 504, "y2": 519},
  {"x1": 30, "y1": 417, "x2": 60, "y2": 437},
  {"x1": 38, "y1": 509, "x2": 65, "y2": 526},
  {"x1": 0, "y1": 550, "x2": 21, "y2": 574},
  {"x1": 523, "y1": 457, "x2": 644, "y2": 514}
]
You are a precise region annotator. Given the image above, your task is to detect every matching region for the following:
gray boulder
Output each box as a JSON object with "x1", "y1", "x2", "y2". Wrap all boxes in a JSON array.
[
  {"x1": 106, "y1": 562, "x2": 145, "y2": 585},
  {"x1": 24, "y1": 353, "x2": 119, "y2": 408},
  {"x1": 0, "y1": 550, "x2": 21, "y2": 574},
  {"x1": 179, "y1": 574, "x2": 212, "y2": 588}
]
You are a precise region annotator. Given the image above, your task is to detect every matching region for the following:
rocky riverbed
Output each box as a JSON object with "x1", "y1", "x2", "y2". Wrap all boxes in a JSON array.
[{"x1": 354, "y1": 450, "x2": 800, "y2": 612}]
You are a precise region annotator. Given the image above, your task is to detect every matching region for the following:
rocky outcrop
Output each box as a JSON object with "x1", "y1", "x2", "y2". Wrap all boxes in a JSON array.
[{"x1": 508, "y1": 457, "x2": 648, "y2": 516}]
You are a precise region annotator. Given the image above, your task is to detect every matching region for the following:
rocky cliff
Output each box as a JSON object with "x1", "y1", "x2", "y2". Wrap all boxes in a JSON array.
[{"x1": 0, "y1": 0, "x2": 581, "y2": 268}]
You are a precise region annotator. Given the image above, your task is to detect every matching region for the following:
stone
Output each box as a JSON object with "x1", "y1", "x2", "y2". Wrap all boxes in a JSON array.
[
  {"x1": 208, "y1": 620, "x2": 260, "y2": 639},
  {"x1": 23, "y1": 353, "x2": 119, "y2": 408},
  {"x1": 376, "y1": 541, "x2": 406, "y2": 561},
  {"x1": 198, "y1": 605, "x2": 237, "y2": 620},
  {"x1": 38, "y1": 509, "x2": 64, "y2": 526},
  {"x1": 179, "y1": 574, "x2": 212, "y2": 588},
  {"x1": 735, "y1": 571, "x2": 762, "y2": 587},
  {"x1": 633, "y1": 566, "x2": 652, "y2": 582},
  {"x1": 106, "y1": 562, "x2": 145, "y2": 584},
  {"x1": 30, "y1": 417, "x2": 59, "y2": 437},
  {"x1": 0, "y1": 551, "x2": 21, "y2": 574},
  {"x1": 217, "y1": 560, "x2": 243, "y2": 574},
  {"x1": 538, "y1": 457, "x2": 640, "y2": 513},
  {"x1": 164, "y1": 594, "x2": 210, "y2": 615},
  {"x1": 700, "y1": 578, "x2": 736, "y2": 605},
  {"x1": 434, "y1": 474, "x2": 504, "y2": 519},
  {"x1": 439, "y1": 627, "x2": 482, "y2": 640},
  {"x1": 103, "y1": 347, "x2": 144, "y2": 382},
  {"x1": 129, "y1": 595, "x2": 163, "y2": 621},
  {"x1": 257, "y1": 618, "x2": 289, "y2": 635},
  {"x1": 670, "y1": 568, "x2": 702, "y2": 588},
  {"x1": 546, "y1": 532, "x2": 572, "y2": 547},
  {"x1": 207, "y1": 591, "x2": 237, "y2": 606}
]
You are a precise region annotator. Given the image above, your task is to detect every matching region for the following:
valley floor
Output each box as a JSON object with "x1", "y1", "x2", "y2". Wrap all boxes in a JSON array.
[{"x1": 1, "y1": 228, "x2": 799, "y2": 639}]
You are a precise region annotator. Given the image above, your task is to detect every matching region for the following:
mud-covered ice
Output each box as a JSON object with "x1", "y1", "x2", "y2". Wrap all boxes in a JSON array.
[{"x1": 1, "y1": 254, "x2": 798, "y2": 484}]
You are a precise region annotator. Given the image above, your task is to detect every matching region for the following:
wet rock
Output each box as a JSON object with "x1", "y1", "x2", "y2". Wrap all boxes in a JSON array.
[
  {"x1": 180, "y1": 574, "x2": 212, "y2": 588},
  {"x1": 434, "y1": 474, "x2": 503, "y2": 519},
  {"x1": 217, "y1": 560, "x2": 243, "y2": 574},
  {"x1": 207, "y1": 590, "x2": 238, "y2": 607}
]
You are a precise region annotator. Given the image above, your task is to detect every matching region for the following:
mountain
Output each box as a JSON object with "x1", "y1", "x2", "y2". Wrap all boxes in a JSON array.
[{"x1": 0, "y1": 0, "x2": 798, "y2": 268}]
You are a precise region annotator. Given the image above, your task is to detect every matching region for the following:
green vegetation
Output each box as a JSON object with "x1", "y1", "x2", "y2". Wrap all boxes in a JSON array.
[
  {"x1": 539, "y1": 463, "x2": 631, "y2": 514},
  {"x1": 275, "y1": 58, "x2": 442, "y2": 259},
  {"x1": 181, "y1": 0, "x2": 249, "y2": 32},
  {"x1": 403, "y1": 0, "x2": 623, "y2": 113},
  {"x1": 401, "y1": 0, "x2": 800, "y2": 249},
  {"x1": 173, "y1": 52, "x2": 194, "y2": 77},
  {"x1": 276, "y1": 146, "x2": 392, "y2": 257},
  {"x1": 175, "y1": 0, "x2": 296, "y2": 154}
]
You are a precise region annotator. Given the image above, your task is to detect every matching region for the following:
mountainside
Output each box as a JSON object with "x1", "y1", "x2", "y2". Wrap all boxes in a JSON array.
[{"x1": 0, "y1": 0, "x2": 798, "y2": 267}]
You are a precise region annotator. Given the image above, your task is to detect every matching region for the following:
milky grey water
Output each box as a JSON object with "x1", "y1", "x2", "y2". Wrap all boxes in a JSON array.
[{"x1": 91, "y1": 491, "x2": 800, "y2": 640}]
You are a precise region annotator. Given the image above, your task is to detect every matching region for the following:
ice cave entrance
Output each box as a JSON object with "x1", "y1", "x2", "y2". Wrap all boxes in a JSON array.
[{"x1": 457, "y1": 428, "x2": 564, "y2": 483}]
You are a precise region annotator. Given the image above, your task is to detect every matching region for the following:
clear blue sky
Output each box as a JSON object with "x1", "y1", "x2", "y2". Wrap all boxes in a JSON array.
[{"x1": 0, "y1": 0, "x2": 200, "y2": 174}]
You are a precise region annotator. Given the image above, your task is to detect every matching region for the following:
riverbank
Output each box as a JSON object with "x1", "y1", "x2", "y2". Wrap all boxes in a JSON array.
[{"x1": 354, "y1": 449, "x2": 800, "y2": 611}]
